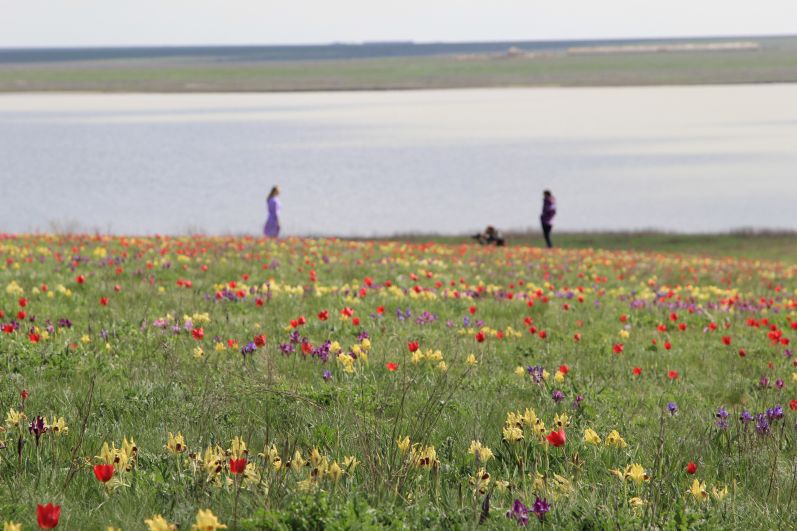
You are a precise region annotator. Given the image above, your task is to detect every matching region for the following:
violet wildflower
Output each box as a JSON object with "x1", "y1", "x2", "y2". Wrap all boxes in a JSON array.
[
  {"x1": 756, "y1": 414, "x2": 771, "y2": 435},
  {"x1": 279, "y1": 343, "x2": 294, "y2": 355},
  {"x1": 526, "y1": 365, "x2": 545, "y2": 384},
  {"x1": 667, "y1": 402, "x2": 678, "y2": 416},
  {"x1": 322, "y1": 370, "x2": 332, "y2": 382},
  {"x1": 766, "y1": 405, "x2": 784, "y2": 421},
  {"x1": 740, "y1": 410, "x2": 753, "y2": 423},
  {"x1": 760, "y1": 376, "x2": 770, "y2": 388},
  {"x1": 28, "y1": 416, "x2": 47, "y2": 446},
  {"x1": 775, "y1": 379, "x2": 784, "y2": 390},
  {"x1": 241, "y1": 342, "x2": 257, "y2": 356},
  {"x1": 551, "y1": 390, "x2": 565, "y2": 403},
  {"x1": 531, "y1": 497, "x2": 551, "y2": 522},
  {"x1": 572, "y1": 395, "x2": 584, "y2": 409},
  {"x1": 715, "y1": 407, "x2": 729, "y2": 429},
  {"x1": 506, "y1": 499, "x2": 529, "y2": 526}
]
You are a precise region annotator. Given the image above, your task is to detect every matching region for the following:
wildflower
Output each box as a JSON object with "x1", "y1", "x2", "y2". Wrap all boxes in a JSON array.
[
  {"x1": 583, "y1": 428, "x2": 601, "y2": 445},
  {"x1": 386, "y1": 362, "x2": 398, "y2": 371},
  {"x1": 28, "y1": 416, "x2": 47, "y2": 445},
  {"x1": 192, "y1": 328, "x2": 204, "y2": 340},
  {"x1": 466, "y1": 354, "x2": 478, "y2": 366},
  {"x1": 623, "y1": 463, "x2": 650, "y2": 484},
  {"x1": 408, "y1": 341, "x2": 419, "y2": 352},
  {"x1": 756, "y1": 414, "x2": 771, "y2": 435},
  {"x1": 688, "y1": 479, "x2": 708, "y2": 501},
  {"x1": 715, "y1": 407, "x2": 729, "y2": 429},
  {"x1": 604, "y1": 430, "x2": 627, "y2": 448},
  {"x1": 5, "y1": 408, "x2": 27, "y2": 429},
  {"x1": 686, "y1": 462, "x2": 697, "y2": 474},
  {"x1": 328, "y1": 460, "x2": 344, "y2": 482},
  {"x1": 469, "y1": 468, "x2": 491, "y2": 495},
  {"x1": 3, "y1": 522, "x2": 22, "y2": 531},
  {"x1": 629, "y1": 497, "x2": 647, "y2": 510},
  {"x1": 667, "y1": 402, "x2": 679, "y2": 415},
  {"x1": 740, "y1": 410, "x2": 753, "y2": 423},
  {"x1": 632, "y1": 367, "x2": 642, "y2": 376},
  {"x1": 229, "y1": 457, "x2": 247, "y2": 475},
  {"x1": 553, "y1": 413, "x2": 570, "y2": 428},
  {"x1": 711, "y1": 485, "x2": 729, "y2": 501},
  {"x1": 468, "y1": 440, "x2": 494, "y2": 462},
  {"x1": 322, "y1": 370, "x2": 332, "y2": 381},
  {"x1": 342, "y1": 455, "x2": 359, "y2": 470},
  {"x1": 191, "y1": 509, "x2": 226, "y2": 530},
  {"x1": 668, "y1": 370, "x2": 679, "y2": 380},
  {"x1": 503, "y1": 425, "x2": 524, "y2": 443},
  {"x1": 37, "y1": 503, "x2": 61, "y2": 529},
  {"x1": 531, "y1": 496, "x2": 550, "y2": 522},
  {"x1": 551, "y1": 390, "x2": 565, "y2": 403},
  {"x1": 546, "y1": 428, "x2": 566, "y2": 447},
  {"x1": 514, "y1": 366, "x2": 526, "y2": 376},
  {"x1": 612, "y1": 343, "x2": 624, "y2": 354},
  {"x1": 144, "y1": 515, "x2": 177, "y2": 531},
  {"x1": 93, "y1": 464, "x2": 114, "y2": 483},
  {"x1": 506, "y1": 499, "x2": 529, "y2": 526},
  {"x1": 396, "y1": 436, "x2": 411, "y2": 453}
]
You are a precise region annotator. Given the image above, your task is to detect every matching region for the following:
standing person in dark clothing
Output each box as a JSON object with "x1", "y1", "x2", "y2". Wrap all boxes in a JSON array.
[{"x1": 540, "y1": 190, "x2": 556, "y2": 248}]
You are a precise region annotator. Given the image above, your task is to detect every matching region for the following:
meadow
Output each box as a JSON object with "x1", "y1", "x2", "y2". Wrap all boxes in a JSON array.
[{"x1": 1, "y1": 234, "x2": 796, "y2": 529}]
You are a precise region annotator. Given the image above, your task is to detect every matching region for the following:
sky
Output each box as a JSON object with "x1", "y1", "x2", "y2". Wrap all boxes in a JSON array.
[{"x1": 1, "y1": 0, "x2": 796, "y2": 48}]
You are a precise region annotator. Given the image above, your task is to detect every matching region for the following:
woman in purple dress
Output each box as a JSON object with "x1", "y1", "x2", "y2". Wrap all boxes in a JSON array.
[{"x1": 264, "y1": 186, "x2": 281, "y2": 238}]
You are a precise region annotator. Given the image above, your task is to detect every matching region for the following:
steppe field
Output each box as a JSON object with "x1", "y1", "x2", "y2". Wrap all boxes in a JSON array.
[{"x1": 1, "y1": 233, "x2": 796, "y2": 529}]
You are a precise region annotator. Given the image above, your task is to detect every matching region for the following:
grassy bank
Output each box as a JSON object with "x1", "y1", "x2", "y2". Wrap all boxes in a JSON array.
[
  {"x1": 1, "y1": 37, "x2": 797, "y2": 92},
  {"x1": 381, "y1": 231, "x2": 797, "y2": 263}
]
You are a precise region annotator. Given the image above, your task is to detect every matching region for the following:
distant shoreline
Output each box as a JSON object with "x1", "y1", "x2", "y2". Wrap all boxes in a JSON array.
[{"x1": 1, "y1": 35, "x2": 796, "y2": 93}]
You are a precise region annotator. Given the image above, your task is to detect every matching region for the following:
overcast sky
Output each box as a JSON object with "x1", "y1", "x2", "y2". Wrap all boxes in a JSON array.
[{"x1": 2, "y1": 0, "x2": 796, "y2": 48}]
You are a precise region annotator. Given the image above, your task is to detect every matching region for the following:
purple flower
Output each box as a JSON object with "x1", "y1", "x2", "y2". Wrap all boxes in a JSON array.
[
  {"x1": 740, "y1": 410, "x2": 753, "y2": 423},
  {"x1": 322, "y1": 370, "x2": 332, "y2": 382},
  {"x1": 241, "y1": 342, "x2": 257, "y2": 356},
  {"x1": 28, "y1": 416, "x2": 47, "y2": 445},
  {"x1": 715, "y1": 406, "x2": 729, "y2": 429},
  {"x1": 526, "y1": 365, "x2": 545, "y2": 384},
  {"x1": 667, "y1": 402, "x2": 678, "y2": 415},
  {"x1": 279, "y1": 343, "x2": 294, "y2": 355},
  {"x1": 767, "y1": 405, "x2": 784, "y2": 421},
  {"x1": 531, "y1": 496, "x2": 551, "y2": 522},
  {"x1": 551, "y1": 390, "x2": 565, "y2": 403},
  {"x1": 760, "y1": 376, "x2": 770, "y2": 388},
  {"x1": 506, "y1": 499, "x2": 529, "y2": 526},
  {"x1": 756, "y1": 414, "x2": 771, "y2": 435},
  {"x1": 776, "y1": 379, "x2": 784, "y2": 390}
]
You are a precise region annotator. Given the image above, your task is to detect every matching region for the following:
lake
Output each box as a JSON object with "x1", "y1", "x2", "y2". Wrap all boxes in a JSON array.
[{"x1": 1, "y1": 85, "x2": 795, "y2": 236}]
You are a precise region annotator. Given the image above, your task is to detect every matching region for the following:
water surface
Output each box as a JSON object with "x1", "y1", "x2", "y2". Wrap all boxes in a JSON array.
[{"x1": 1, "y1": 86, "x2": 795, "y2": 236}]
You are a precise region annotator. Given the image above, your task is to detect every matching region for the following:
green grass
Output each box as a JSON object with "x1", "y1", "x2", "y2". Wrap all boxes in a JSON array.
[{"x1": 0, "y1": 234, "x2": 796, "y2": 529}]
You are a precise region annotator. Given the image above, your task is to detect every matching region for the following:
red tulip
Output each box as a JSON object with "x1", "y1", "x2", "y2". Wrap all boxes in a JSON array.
[
  {"x1": 76, "y1": 274, "x2": 85, "y2": 284},
  {"x1": 37, "y1": 503, "x2": 61, "y2": 529},
  {"x1": 790, "y1": 399, "x2": 797, "y2": 411},
  {"x1": 386, "y1": 362, "x2": 398, "y2": 372},
  {"x1": 254, "y1": 334, "x2": 267, "y2": 347},
  {"x1": 546, "y1": 428, "x2": 566, "y2": 447},
  {"x1": 558, "y1": 364, "x2": 569, "y2": 374},
  {"x1": 192, "y1": 328, "x2": 204, "y2": 340},
  {"x1": 18, "y1": 297, "x2": 27, "y2": 307},
  {"x1": 668, "y1": 370, "x2": 679, "y2": 380},
  {"x1": 408, "y1": 341, "x2": 419, "y2": 352},
  {"x1": 632, "y1": 367, "x2": 642, "y2": 376},
  {"x1": 99, "y1": 297, "x2": 109, "y2": 306},
  {"x1": 93, "y1": 464, "x2": 114, "y2": 483},
  {"x1": 230, "y1": 457, "x2": 247, "y2": 475},
  {"x1": 722, "y1": 336, "x2": 732, "y2": 346},
  {"x1": 469, "y1": 306, "x2": 477, "y2": 315},
  {"x1": 475, "y1": 332, "x2": 486, "y2": 343},
  {"x1": 612, "y1": 343, "x2": 624, "y2": 354},
  {"x1": 686, "y1": 462, "x2": 697, "y2": 474},
  {"x1": 318, "y1": 310, "x2": 329, "y2": 321},
  {"x1": 352, "y1": 317, "x2": 360, "y2": 326}
]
